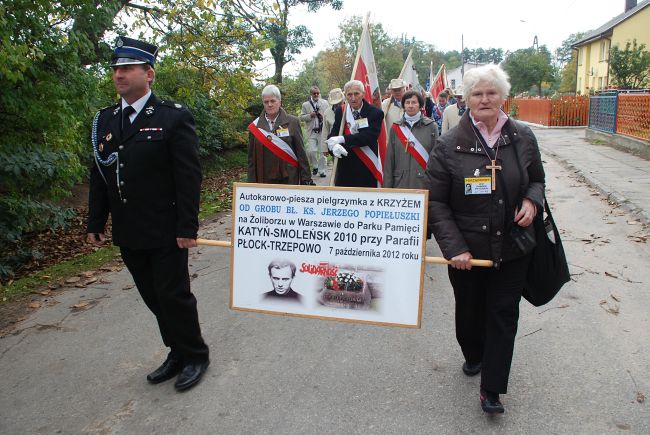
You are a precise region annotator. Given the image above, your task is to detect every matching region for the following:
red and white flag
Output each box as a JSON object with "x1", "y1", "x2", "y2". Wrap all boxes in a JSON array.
[
  {"x1": 400, "y1": 48, "x2": 422, "y2": 92},
  {"x1": 429, "y1": 62, "x2": 447, "y2": 100},
  {"x1": 350, "y1": 16, "x2": 387, "y2": 185}
]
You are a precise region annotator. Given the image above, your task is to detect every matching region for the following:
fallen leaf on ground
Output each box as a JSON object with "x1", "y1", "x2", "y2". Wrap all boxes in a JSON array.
[
  {"x1": 74, "y1": 283, "x2": 87, "y2": 288},
  {"x1": 637, "y1": 392, "x2": 645, "y2": 403},
  {"x1": 627, "y1": 220, "x2": 639, "y2": 225},
  {"x1": 80, "y1": 271, "x2": 95, "y2": 278},
  {"x1": 604, "y1": 271, "x2": 617, "y2": 278},
  {"x1": 99, "y1": 278, "x2": 112, "y2": 284},
  {"x1": 84, "y1": 277, "x2": 98, "y2": 285},
  {"x1": 65, "y1": 276, "x2": 81, "y2": 284},
  {"x1": 28, "y1": 301, "x2": 41, "y2": 309},
  {"x1": 71, "y1": 301, "x2": 90, "y2": 310},
  {"x1": 610, "y1": 293, "x2": 622, "y2": 302},
  {"x1": 38, "y1": 290, "x2": 51, "y2": 296},
  {"x1": 122, "y1": 284, "x2": 134, "y2": 290}
]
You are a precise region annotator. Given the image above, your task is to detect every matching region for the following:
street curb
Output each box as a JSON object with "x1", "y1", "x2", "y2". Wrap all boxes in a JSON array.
[{"x1": 540, "y1": 145, "x2": 650, "y2": 225}]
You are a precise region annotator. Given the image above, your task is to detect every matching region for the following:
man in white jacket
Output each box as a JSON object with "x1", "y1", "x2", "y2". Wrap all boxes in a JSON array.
[{"x1": 300, "y1": 86, "x2": 330, "y2": 177}]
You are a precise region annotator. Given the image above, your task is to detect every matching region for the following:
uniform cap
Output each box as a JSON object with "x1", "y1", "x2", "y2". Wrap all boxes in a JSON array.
[{"x1": 110, "y1": 37, "x2": 158, "y2": 67}]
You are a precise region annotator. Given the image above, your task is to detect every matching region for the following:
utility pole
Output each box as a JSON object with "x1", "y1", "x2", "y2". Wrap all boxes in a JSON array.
[{"x1": 461, "y1": 34, "x2": 465, "y2": 78}]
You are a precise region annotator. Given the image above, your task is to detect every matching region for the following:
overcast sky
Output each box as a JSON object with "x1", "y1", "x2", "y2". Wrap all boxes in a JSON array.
[{"x1": 264, "y1": 0, "x2": 628, "y2": 76}]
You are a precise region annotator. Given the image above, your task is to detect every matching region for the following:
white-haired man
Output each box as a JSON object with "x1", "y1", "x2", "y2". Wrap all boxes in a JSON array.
[
  {"x1": 247, "y1": 85, "x2": 312, "y2": 185},
  {"x1": 300, "y1": 86, "x2": 330, "y2": 177},
  {"x1": 326, "y1": 80, "x2": 384, "y2": 187}
]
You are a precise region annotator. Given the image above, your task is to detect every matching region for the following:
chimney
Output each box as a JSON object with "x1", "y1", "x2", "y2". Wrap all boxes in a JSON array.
[{"x1": 625, "y1": 0, "x2": 637, "y2": 12}]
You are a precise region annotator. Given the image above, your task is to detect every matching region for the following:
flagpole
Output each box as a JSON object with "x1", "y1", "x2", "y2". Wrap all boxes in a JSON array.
[{"x1": 330, "y1": 12, "x2": 370, "y2": 187}]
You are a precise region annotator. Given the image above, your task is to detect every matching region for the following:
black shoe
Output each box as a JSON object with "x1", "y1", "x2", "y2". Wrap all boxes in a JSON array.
[
  {"x1": 462, "y1": 361, "x2": 482, "y2": 376},
  {"x1": 174, "y1": 360, "x2": 210, "y2": 391},
  {"x1": 319, "y1": 172, "x2": 326, "y2": 177},
  {"x1": 312, "y1": 168, "x2": 318, "y2": 175},
  {"x1": 480, "y1": 387, "x2": 504, "y2": 414},
  {"x1": 146, "y1": 356, "x2": 182, "y2": 384}
]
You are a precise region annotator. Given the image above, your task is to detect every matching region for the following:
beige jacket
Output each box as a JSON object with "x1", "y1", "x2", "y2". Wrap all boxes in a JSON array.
[
  {"x1": 299, "y1": 98, "x2": 330, "y2": 136},
  {"x1": 441, "y1": 103, "x2": 465, "y2": 134},
  {"x1": 381, "y1": 97, "x2": 404, "y2": 132}
]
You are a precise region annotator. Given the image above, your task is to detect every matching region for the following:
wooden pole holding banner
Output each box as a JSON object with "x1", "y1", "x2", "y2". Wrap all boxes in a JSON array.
[
  {"x1": 195, "y1": 239, "x2": 492, "y2": 267},
  {"x1": 330, "y1": 12, "x2": 370, "y2": 187}
]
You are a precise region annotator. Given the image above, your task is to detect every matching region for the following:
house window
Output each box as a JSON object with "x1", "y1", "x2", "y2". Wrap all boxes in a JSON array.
[{"x1": 599, "y1": 41, "x2": 608, "y2": 61}]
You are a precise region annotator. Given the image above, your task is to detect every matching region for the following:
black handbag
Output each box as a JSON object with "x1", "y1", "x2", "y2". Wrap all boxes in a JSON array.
[{"x1": 522, "y1": 199, "x2": 570, "y2": 306}]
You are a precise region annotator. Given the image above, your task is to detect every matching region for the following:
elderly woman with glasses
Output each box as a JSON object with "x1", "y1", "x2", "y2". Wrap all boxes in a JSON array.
[{"x1": 426, "y1": 64, "x2": 545, "y2": 414}]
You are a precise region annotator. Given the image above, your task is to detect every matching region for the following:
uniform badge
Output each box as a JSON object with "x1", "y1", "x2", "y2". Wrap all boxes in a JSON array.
[
  {"x1": 113, "y1": 107, "x2": 119, "y2": 116},
  {"x1": 267, "y1": 134, "x2": 273, "y2": 141},
  {"x1": 407, "y1": 141, "x2": 415, "y2": 147},
  {"x1": 116, "y1": 37, "x2": 124, "y2": 48},
  {"x1": 174, "y1": 103, "x2": 182, "y2": 109},
  {"x1": 145, "y1": 106, "x2": 154, "y2": 116},
  {"x1": 99, "y1": 143, "x2": 104, "y2": 152},
  {"x1": 474, "y1": 169, "x2": 480, "y2": 177},
  {"x1": 106, "y1": 132, "x2": 112, "y2": 142}
]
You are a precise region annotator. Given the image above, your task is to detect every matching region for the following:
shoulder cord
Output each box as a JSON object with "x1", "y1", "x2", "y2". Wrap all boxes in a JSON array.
[{"x1": 91, "y1": 111, "x2": 123, "y2": 200}]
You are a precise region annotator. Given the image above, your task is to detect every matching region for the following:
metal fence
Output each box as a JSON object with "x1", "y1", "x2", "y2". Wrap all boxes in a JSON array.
[
  {"x1": 616, "y1": 94, "x2": 650, "y2": 140},
  {"x1": 588, "y1": 94, "x2": 618, "y2": 133}
]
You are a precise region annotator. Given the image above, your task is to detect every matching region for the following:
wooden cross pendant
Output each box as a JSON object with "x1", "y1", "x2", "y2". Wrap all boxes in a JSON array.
[{"x1": 486, "y1": 159, "x2": 502, "y2": 191}]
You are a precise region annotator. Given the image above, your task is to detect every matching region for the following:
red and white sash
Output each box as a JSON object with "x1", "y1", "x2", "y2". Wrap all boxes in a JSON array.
[
  {"x1": 248, "y1": 118, "x2": 298, "y2": 167},
  {"x1": 344, "y1": 105, "x2": 383, "y2": 185},
  {"x1": 391, "y1": 124, "x2": 429, "y2": 170}
]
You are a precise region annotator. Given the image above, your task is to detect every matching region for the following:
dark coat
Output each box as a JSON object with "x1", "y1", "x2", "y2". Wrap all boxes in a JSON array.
[
  {"x1": 87, "y1": 93, "x2": 201, "y2": 249},
  {"x1": 426, "y1": 112, "x2": 545, "y2": 265},
  {"x1": 384, "y1": 116, "x2": 438, "y2": 189},
  {"x1": 329, "y1": 100, "x2": 383, "y2": 187},
  {"x1": 247, "y1": 108, "x2": 312, "y2": 185}
]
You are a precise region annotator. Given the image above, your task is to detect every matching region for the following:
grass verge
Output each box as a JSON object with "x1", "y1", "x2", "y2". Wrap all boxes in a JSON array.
[{"x1": 1, "y1": 245, "x2": 119, "y2": 302}]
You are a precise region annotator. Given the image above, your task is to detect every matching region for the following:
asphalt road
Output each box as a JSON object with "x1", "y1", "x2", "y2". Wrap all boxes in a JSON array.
[{"x1": 1, "y1": 129, "x2": 649, "y2": 434}]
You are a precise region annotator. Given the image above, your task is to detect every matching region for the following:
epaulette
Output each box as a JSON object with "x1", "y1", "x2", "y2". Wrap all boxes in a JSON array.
[
  {"x1": 99, "y1": 103, "x2": 119, "y2": 113},
  {"x1": 159, "y1": 100, "x2": 184, "y2": 110}
]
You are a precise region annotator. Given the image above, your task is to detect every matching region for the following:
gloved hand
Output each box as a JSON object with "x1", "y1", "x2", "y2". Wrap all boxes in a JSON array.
[
  {"x1": 326, "y1": 136, "x2": 345, "y2": 151},
  {"x1": 331, "y1": 144, "x2": 348, "y2": 158}
]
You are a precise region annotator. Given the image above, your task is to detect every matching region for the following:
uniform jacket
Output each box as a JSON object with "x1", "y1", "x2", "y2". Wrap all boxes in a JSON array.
[
  {"x1": 426, "y1": 112, "x2": 545, "y2": 265},
  {"x1": 384, "y1": 116, "x2": 438, "y2": 189},
  {"x1": 87, "y1": 93, "x2": 201, "y2": 249},
  {"x1": 381, "y1": 97, "x2": 404, "y2": 132},
  {"x1": 299, "y1": 98, "x2": 330, "y2": 137},
  {"x1": 247, "y1": 108, "x2": 311, "y2": 184},
  {"x1": 329, "y1": 100, "x2": 384, "y2": 187},
  {"x1": 441, "y1": 103, "x2": 466, "y2": 134}
]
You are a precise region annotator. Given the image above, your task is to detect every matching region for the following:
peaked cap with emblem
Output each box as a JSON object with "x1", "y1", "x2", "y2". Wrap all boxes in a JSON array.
[{"x1": 110, "y1": 36, "x2": 158, "y2": 67}]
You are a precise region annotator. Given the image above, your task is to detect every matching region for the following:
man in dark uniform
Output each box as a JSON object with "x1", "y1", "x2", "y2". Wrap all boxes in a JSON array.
[
  {"x1": 86, "y1": 37, "x2": 209, "y2": 392},
  {"x1": 327, "y1": 79, "x2": 384, "y2": 187}
]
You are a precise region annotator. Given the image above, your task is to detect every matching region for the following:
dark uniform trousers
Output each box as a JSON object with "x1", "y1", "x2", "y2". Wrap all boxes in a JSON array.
[
  {"x1": 120, "y1": 245, "x2": 209, "y2": 363},
  {"x1": 447, "y1": 254, "x2": 531, "y2": 394}
]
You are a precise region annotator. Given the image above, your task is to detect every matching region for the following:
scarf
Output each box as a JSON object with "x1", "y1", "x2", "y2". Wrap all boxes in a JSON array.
[{"x1": 404, "y1": 112, "x2": 422, "y2": 127}]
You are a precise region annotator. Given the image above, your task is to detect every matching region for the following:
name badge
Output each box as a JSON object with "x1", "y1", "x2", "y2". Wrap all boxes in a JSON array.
[
  {"x1": 464, "y1": 177, "x2": 491, "y2": 195},
  {"x1": 355, "y1": 118, "x2": 369, "y2": 129},
  {"x1": 276, "y1": 127, "x2": 290, "y2": 138}
]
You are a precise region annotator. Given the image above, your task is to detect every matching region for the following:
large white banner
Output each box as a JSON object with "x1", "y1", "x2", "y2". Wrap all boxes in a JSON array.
[{"x1": 230, "y1": 183, "x2": 428, "y2": 327}]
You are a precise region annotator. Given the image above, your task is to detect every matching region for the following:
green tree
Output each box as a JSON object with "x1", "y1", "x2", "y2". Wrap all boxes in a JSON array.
[
  {"x1": 229, "y1": 0, "x2": 343, "y2": 83},
  {"x1": 556, "y1": 33, "x2": 585, "y2": 93},
  {"x1": 502, "y1": 46, "x2": 555, "y2": 95},
  {"x1": 609, "y1": 39, "x2": 650, "y2": 89},
  {"x1": 0, "y1": 0, "x2": 131, "y2": 280}
]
